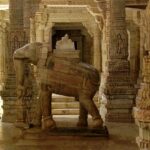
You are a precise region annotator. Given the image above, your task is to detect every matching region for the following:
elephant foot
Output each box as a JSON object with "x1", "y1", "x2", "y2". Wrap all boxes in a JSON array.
[
  {"x1": 42, "y1": 116, "x2": 56, "y2": 130},
  {"x1": 14, "y1": 121, "x2": 29, "y2": 129},
  {"x1": 92, "y1": 118, "x2": 103, "y2": 129},
  {"x1": 77, "y1": 119, "x2": 88, "y2": 128},
  {"x1": 30, "y1": 118, "x2": 41, "y2": 128}
]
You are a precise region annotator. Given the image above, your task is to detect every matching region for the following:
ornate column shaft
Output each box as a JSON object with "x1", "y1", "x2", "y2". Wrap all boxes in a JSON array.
[
  {"x1": 2, "y1": 0, "x2": 27, "y2": 123},
  {"x1": 134, "y1": 2, "x2": 150, "y2": 149},
  {"x1": 30, "y1": 18, "x2": 36, "y2": 43},
  {"x1": 134, "y1": 53, "x2": 150, "y2": 150},
  {"x1": 23, "y1": 0, "x2": 41, "y2": 36},
  {"x1": 2, "y1": 0, "x2": 29, "y2": 123},
  {"x1": 93, "y1": 23, "x2": 101, "y2": 71},
  {"x1": 44, "y1": 23, "x2": 54, "y2": 51},
  {"x1": 96, "y1": 0, "x2": 135, "y2": 122},
  {"x1": 9, "y1": 0, "x2": 24, "y2": 29}
]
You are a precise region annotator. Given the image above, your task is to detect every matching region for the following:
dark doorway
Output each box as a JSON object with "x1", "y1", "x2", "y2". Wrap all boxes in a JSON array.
[{"x1": 52, "y1": 23, "x2": 93, "y2": 64}]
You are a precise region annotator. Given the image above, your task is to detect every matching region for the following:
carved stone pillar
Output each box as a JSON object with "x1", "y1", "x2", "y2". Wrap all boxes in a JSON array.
[
  {"x1": 9, "y1": 0, "x2": 24, "y2": 29},
  {"x1": 134, "y1": 53, "x2": 150, "y2": 150},
  {"x1": 0, "y1": 21, "x2": 8, "y2": 86},
  {"x1": 93, "y1": 23, "x2": 101, "y2": 71},
  {"x1": 95, "y1": 0, "x2": 135, "y2": 122},
  {"x1": 44, "y1": 23, "x2": 54, "y2": 51},
  {"x1": 23, "y1": 0, "x2": 41, "y2": 35},
  {"x1": 23, "y1": 0, "x2": 31, "y2": 29},
  {"x1": 134, "y1": 2, "x2": 150, "y2": 149},
  {"x1": 35, "y1": 13, "x2": 44, "y2": 42},
  {"x1": 30, "y1": 18, "x2": 36, "y2": 43},
  {"x1": 1, "y1": 0, "x2": 27, "y2": 122}
]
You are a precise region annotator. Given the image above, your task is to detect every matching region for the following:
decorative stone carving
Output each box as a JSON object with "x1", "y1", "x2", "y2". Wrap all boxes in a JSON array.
[
  {"x1": 134, "y1": 53, "x2": 150, "y2": 150},
  {"x1": 13, "y1": 42, "x2": 103, "y2": 130},
  {"x1": 134, "y1": 1, "x2": 150, "y2": 149},
  {"x1": 55, "y1": 34, "x2": 75, "y2": 50},
  {"x1": 0, "y1": 0, "x2": 31, "y2": 123},
  {"x1": 134, "y1": 55, "x2": 150, "y2": 150},
  {"x1": 96, "y1": 0, "x2": 135, "y2": 122},
  {"x1": 0, "y1": 15, "x2": 8, "y2": 87}
]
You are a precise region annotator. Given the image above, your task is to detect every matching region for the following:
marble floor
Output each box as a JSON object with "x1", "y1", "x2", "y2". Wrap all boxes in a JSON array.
[{"x1": 0, "y1": 116, "x2": 139, "y2": 150}]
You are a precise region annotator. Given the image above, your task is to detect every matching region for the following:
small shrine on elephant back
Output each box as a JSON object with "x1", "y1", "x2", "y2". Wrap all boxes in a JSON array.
[{"x1": 54, "y1": 34, "x2": 80, "y2": 62}]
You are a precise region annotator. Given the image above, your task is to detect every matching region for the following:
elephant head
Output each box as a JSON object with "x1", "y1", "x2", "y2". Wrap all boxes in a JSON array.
[{"x1": 13, "y1": 42, "x2": 48, "y2": 100}]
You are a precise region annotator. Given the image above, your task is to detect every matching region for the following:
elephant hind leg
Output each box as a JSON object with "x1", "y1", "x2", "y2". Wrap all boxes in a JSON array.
[
  {"x1": 77, "y1": 103, "x2": 88, "y2": 127},
  {"x1": 79, "y1": 93, "x2": 103, "y2": 128},
  {"x1": 42, "y1": 116, "x2": 56, "y2": 130}
]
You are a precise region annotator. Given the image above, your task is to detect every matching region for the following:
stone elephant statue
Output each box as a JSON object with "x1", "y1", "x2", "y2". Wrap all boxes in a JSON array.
[{"x1": 13, "y1": 42, "x2": 103, "y2": 130}]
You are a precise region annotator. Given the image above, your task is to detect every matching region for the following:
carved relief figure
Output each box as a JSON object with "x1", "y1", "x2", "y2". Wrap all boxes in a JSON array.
[
  {"x1": 116, "y1": 33, "x2": 125, "y2": 54},
  {"x1": 13, "y1": 42, "x2": 103, "y2": 130}
]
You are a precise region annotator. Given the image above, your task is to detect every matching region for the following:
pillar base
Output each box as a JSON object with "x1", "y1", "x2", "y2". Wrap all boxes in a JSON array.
[
  {"x1": 0, "y1": 73, "x2": 17, "y2": 122},
  {"x1": 101, "y1": 77, "x2": 136, "y2": 123},
  {"x1": 106, "y1": 113, "x2": 134, "y2": 123}
]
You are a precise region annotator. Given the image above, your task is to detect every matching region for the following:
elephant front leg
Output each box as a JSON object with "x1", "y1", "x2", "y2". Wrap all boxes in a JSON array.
[
  {"x1": 40, "y1": 84, "x2": 56, "y2": 130},
  {"x1": 79, "y1": 93, "x2": 103, "y2": 128},
  {"x1": 30, "y1": 97, "x2": 42, "y2": 127},
  {"x1": 77, "y1": 103, "x2": 88, "y2": 127}
]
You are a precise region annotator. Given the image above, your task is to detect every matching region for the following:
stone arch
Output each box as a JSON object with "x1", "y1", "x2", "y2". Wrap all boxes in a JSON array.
[{"x1": 30, "y1": 5, "x2": 103, "y2": 70}]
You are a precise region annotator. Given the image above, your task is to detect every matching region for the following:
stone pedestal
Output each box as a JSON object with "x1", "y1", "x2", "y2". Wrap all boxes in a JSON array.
[
  {"x1": 20, "y1": 126, "x2": 109, "y2": 140},
  {"x1": 95, "y1": 0, "x2": 135, "y2": 122}
]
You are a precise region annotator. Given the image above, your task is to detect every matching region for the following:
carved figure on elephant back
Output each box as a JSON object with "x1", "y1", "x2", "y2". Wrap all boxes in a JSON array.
[{"x1": 13, "y1": 42, "x2": 103, "y2": 130}]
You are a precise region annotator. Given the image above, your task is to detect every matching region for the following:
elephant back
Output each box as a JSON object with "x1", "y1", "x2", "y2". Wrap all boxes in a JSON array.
[
  {"x1": 41, "y1": 58, "x2": 100, "y2": 91},
  {"x1": 37, "y1": 48, "x2": 100, "y2": 92}
]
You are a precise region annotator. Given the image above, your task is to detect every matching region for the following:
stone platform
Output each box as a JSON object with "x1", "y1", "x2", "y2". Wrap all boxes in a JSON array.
[
  {"x1": 0, "y1": 117, "x2": 138, "y2": 150},
  {"x1": 21, "y1": 126, "x2": 109, "y2": 140}
]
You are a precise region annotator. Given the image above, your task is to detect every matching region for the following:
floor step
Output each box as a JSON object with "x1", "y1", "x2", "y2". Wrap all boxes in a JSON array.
[
  {"x1": 52, "y1": 109, "x2": 79, "y2": 115},
  {"x1": 51, "y1": 94, "x2": 99, "y2": 115},
  {"x1": 52, "y1": 94, "x2": 99, "y2": 102},
  {"x1": 52, "y1": 101, "x2": 99, "y2": 109},
  {"x1": 52, "y1": 102, "x2": 79, "y2": 109}
]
